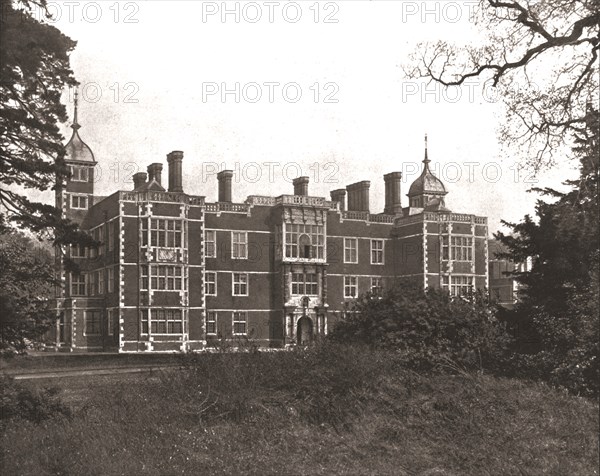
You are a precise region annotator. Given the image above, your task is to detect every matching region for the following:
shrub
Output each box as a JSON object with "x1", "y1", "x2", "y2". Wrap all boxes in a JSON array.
[
  {"x1": 0, "y1": 375, "x2": 71, "y2": 423},
  {"x1": 329, "y1": 283, "x2": 513, "y2": 374}
]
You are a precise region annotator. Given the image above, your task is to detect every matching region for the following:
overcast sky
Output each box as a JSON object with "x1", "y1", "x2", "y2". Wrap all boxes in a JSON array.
[{"x1": 36, "y1": 0, "x2": 578, "y2": 233}]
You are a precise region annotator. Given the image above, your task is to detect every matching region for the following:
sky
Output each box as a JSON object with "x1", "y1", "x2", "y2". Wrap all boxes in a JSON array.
[{"x1": 33, "y1": 0, "x2": 579, "y2": 233}]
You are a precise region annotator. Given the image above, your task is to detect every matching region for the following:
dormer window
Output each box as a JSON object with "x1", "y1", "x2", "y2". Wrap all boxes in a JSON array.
[{"x1": 70, "y1": 166, "x2": 89, "y2": 182}]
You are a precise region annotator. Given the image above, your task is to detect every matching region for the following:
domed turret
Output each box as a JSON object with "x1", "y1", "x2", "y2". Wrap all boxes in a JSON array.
[
  {"x1": 64, "y1": 90, "x2": 96, "y2": 164},
  {"x1": 407, "y1": 135, "x2": 448, "y2": 210}
]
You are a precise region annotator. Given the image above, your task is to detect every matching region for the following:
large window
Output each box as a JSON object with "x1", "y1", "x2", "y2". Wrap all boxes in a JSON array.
[
  {"x1": 205, "y1": 272, "x2": 217, "y2": 296},
  {"x1": 442, "y1": 236, "x2": 473, "y2": 261},
  {"x1": 205, "y1": 230, "x2": 216, "y2": 258},
  {"x1": 146, "y1": 309, "x2": 183, "y2": 334},
  {"x1": 69, "y1": 165, "x2": 88, "y2": 182},
  {"x1": 71, "y1": 273, "x2": 86, "y2": 296},
  {"x1": 285, "y1": 224, "x2": 325, "y2": 259},
  {"x1": 71, "y1": 194, "x2": 88, "y2": 209},
  {"x1": 344, "y1": 276, "x2": 358, "y2": 298},
  {"x1": 143, "y1": 219, "x2": 182, "y2": 248},
  {"x1": 344, "y1": 238, "x2": 358, "y2": 263},
  {"x1": 140, "y1": 265, "x2": 183, "y2": 290},
  {"x1": 371, "y1": 240, "x2": 384, "y2": 265},
  {"x1": 291, "y1": 273, "x2": 318, "y2": 296},
  {"x1": 443, "y1": 275, "x2": 474, "y2": 296},
  {"x1": 232, "y1": 273, "x2": 248, "y2": 296},
  {"x1": 233, "y1": 311, "x2": 247, "y2": 336},
  {"x1": 206, "y1": 311, "x2": 217, "y2": 335},
  {"x1": 232, "y1": 232, "x2": 247, "y2": 259},
  {"x1": 85, "y1": 310, "x2": 102, "y2": 336}
]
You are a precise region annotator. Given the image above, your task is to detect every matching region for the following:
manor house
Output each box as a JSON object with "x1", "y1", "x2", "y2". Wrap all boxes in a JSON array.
[{"x1": 54, "y1": 98, "x2": 489, "y2": 352}]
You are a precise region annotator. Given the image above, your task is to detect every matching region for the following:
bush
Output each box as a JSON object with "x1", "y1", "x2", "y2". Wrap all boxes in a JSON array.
[
  {"x1": 0, "y1": 375, "x2": 71, "y2": 423},
  {"x1": 329, "y1": 283, "x2": 513, "y2": 374}
]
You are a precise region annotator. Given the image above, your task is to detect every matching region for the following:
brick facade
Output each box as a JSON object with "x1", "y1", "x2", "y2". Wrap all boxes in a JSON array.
[{"x1": 53, "y1": 106, "x2": 489, "y2": 352}]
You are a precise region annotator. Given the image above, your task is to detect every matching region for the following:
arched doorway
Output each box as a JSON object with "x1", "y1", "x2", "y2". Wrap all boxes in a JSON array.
[{"x1": 296, "y1": 316, "x2": 313, "y2": 345}]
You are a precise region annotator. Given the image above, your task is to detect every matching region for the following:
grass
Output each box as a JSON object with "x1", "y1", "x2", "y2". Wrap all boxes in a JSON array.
[{"x1": 1, "y1": 344, "x2": 598, "y2": 475}]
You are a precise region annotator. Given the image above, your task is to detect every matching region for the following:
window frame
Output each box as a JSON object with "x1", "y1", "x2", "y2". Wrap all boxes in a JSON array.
[
  {"x1": 107, "y1": 221, "x2": 115, "y2": 252},
  {"x1": 344, "y1": 276, "x2": 358, "y2": 298},
  {"x1": 205, "y1": 230, "x2": 216, "y2": 258},
  {"x1": 370, "y1": 239, "x2": 385, "y2": 265},
  {"x1": 107, "y1": 309, "x2": 115, "y2": 336},
  {"x1": 149, "y1": 309, "x2": 183, "y2": 335},
  {"x1": 370, "y1": 277, "x2": 383, "y2": 296},
  {"x1": 84, "y1": 310, "x2": 102, "y2": 336},
  {"x1": 71, "y1": 194, "x2": 88, "y2": 210},
  {"x1": 291, "y1": 272, "x2": 318, "y2": 296},
  {"x1": 71, "y1": 273, "x2": 86, "y2": 296},
  {"x1": 107, "y1": 267, "x2": 115, "y2": 293},
  {"x1": 344, "y1": 237, "x2": 358, "y2": 264},
  {"x1": 231, "y1": 231, "x2": 248, "y2": 259},
  {"x1": 232, "y1": 311, "x2": 247, "y2": 336},
  {"x1": 206, "y1": 311, "x2": 217, "y2": 336},
  {"x1": 69, "y1": 165, "x2": 89, "y2": 182},
  {"x1": 97, "y1": 269, "x2": 105, "y2": 295},
  {"x1": 232, "y1": 273, "x2": 249, "y2": 296},
  {"x1": 205, "y1": 271, "x2": 217, "y2": 296}
]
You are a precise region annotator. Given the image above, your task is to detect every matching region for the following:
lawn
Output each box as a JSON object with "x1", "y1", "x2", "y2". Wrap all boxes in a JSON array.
[{"x1": 1, "y1": 345, "x2": 598, "y2": 475}]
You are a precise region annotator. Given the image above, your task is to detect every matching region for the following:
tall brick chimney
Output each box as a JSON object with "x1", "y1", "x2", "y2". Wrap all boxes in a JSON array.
[
  {"x1": 330, "y1": 189, "x2": 346, "y2": 211},
  {"x1": 293, "y1": 176, "x2": 309, "y2": 196},
  {"x1": 167, "y1": 151, "x2": 184, "y2": 193},
  {"x1": 217, "y1": 170, "x2": 233, "y2": 202},
  {"x1": 346, "y1": 181, "x2": 370, "y2": 212},
  {"x1": 384, "y1": 172, "x2": 402, "y2": 215},
  {"x1": 133, "y1": 172, "x2": 147, "y2": 190},
  {"x1": 147, "y1": 163, "x2": 163, "y2": 186}
]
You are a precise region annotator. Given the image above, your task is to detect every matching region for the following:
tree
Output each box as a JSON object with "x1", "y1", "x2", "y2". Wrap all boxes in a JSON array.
[
  {"x1": 0, "y1": 0, "x2": 92, "y2": 249},
  {"x1": 496, "y1": 107, "x2": 599, "y2": 396},
  {"x1": 329, "y1": 282, "x2": 512, "y2": 373},
  {"x1": 406, "y1": 0, "x2": 599, "y2": 170},
  {"x1": 0, "y1": 224, "x2": 57, "y2": 352}
]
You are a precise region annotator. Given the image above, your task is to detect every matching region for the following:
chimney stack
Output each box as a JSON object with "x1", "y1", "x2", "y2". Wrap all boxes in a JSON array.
[
  {"x1": 293, "y1": 176, "x2": 309, "y2": 196},
  {"x1": 383, "y1": 172, "x2": 403, "y2": 215},
  {"x1": 330, "y1": 189, "x2": 346, "y2": 211},
  {"x1": 133, "y1": 172, "x2": 147, "y2": 190},
  {"x1": 346, "y1": 181, "x2": 370, "y2": 212},
  {"x1": 217, "y1": 170, "x2": 234, "y2": 202},
  {"x1": 147, "y1": 163, "x2": 163, "y2": 186},
  {"x1": 167, "y1": 151, "x2": 184, "y2": 193}
]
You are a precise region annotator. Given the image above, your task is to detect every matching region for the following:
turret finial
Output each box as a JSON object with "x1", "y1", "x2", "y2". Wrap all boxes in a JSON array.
[
  {"x1": 424, "y1": 133, "x2": 430, "y2": 164},
  {"x1": 72, "y1": 88, "x2": 81, "y2": 131}
]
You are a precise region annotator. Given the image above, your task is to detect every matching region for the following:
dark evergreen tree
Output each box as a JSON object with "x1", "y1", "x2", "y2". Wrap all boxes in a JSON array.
[
  {"x1": 496, "y1": 107, "x2": 599, "y2": 396},
  {"x1": 0, "y1": 0, "x2": 92, "y2": 249}
]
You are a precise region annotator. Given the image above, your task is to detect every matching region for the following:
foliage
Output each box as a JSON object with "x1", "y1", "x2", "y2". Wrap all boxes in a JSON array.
[
  {"x1": 328, "y1": 283, "x2": 513, "y2": 373},
  {"x1": 406, "y1": 0, "x2": 599, "y2": 169},
  {"x1": 1, "y1": 348, "x2": 598, "y2": 475},
  {"x1": 0, "y1": 374, "x2": 71, "y2": 423},
  {"x1": 0, "y1": 0, "x2": 92, "y2": 249},
  {"x1": 496, "y1": 108, "x2": 599, "y2": 396},
  {"x1": 0, "y1": 225, "x2": 57, "y2": 352}
]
